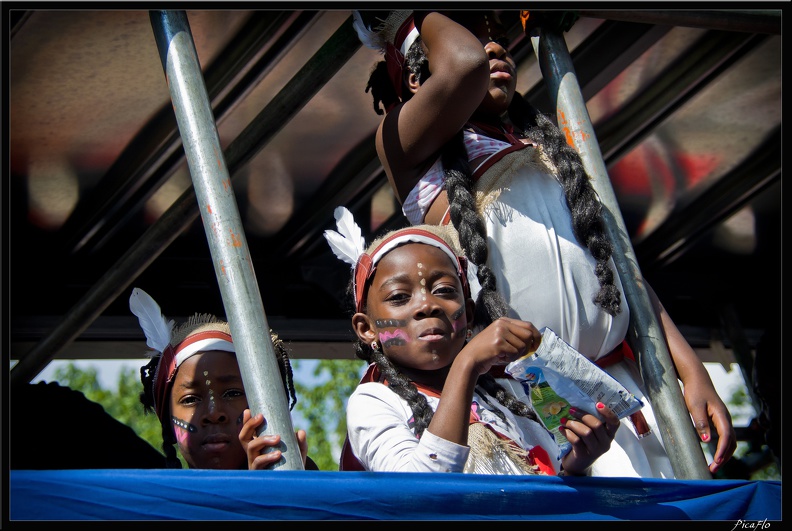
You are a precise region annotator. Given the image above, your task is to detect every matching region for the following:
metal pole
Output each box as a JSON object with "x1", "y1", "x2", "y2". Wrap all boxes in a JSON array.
[
  {"x1": 150, "y1": 10, "x2": 302, "y2": 470},
  {"x1": 9, "y1": 14, "x2": 360, "y2": 388},
  {"x1": 529, "y1": 25, "x2": 712, "y2": 479}
]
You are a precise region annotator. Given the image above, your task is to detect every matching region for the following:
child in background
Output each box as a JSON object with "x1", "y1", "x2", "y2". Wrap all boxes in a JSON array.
[
  {"x1": 132, "y1": 287, "x2": 318, "y2": 470},
  {"x1": 352, "y1": 9, "x2": 735, "y2": 477},
  {"x1": 325, "y1": 207, "x2": 619, "y2": 475}
]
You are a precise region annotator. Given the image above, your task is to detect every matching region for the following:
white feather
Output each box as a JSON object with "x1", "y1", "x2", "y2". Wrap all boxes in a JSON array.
[
  {"x1": 129, "y1": 287, "x2": 174, "y2": 353},
  {"x1": 352, "y1": 11, "x2": 382, "y2": 51},
  {"x1": 352, "y1": 10, "x2": 413, "y2": 53},
  {"x1": 323, "y1": 206, "x2": 366, "y2": 267}
]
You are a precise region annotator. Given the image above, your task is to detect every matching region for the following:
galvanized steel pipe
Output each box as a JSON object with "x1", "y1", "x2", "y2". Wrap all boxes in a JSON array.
[
  {"x1": 529, "y1": 26, "x2": 712, "y2": 479},
  {"x1": 150, "y1": 10, "x2": 302, "y2": 470}
]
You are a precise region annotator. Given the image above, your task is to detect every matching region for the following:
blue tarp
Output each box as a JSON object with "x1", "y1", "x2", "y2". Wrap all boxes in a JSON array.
[{"x1": 8, "y1": 469, "x2": 781, "y2": 522}]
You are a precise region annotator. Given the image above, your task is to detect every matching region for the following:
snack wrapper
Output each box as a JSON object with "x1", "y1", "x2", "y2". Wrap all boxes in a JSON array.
[{"x1": 505, "y1": 327, "x2": 644, "y2": 453}]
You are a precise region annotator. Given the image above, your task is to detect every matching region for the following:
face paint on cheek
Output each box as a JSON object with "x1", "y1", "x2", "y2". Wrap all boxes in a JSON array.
[
  {"x1": 379, "y1": 329, "x2": 409, "y2": 348},
  {"x1": 374, "y1": 318, "x2": 408, "y2": 349},
  {"x1": 451, "y1": 307, "x2": 466, "y2": 333},
  {"x1": 375, "y1": 318, "x2": 406, "y2": 328},
  {"x1": 172, "y1": 416, "x2": 197, "y2": 445},
  {"x1": 237, "y1": 412, "x2": 244, "y2": 425}
]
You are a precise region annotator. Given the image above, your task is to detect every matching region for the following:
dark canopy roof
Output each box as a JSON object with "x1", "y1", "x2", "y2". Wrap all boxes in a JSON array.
[{"x1": 8, "y1": 9, "x2": 781, "y2": 382}]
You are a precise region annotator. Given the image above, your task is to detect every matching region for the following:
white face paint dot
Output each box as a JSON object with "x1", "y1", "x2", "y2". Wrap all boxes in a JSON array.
[
  {"x1": 420, "y1": 278, "x2": 426, "y2": 286},
  {"x1": 203, "y1": 371, "x2": 209, "y2": 376}
]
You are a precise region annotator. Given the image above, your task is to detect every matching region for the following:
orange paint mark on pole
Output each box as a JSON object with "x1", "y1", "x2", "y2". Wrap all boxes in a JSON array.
[
  {"x1": 557, "y1": 110, "x2": 575, "y2": 147},
  {"x1": 230, "y1": 229, "x2": 242, "y2": 248},
  {"x1": 207, "y1": 204, "x2": 213, "y2": 214},
  {"x1": 578, "y1": 120, "x2": 590, "y2": 142}
]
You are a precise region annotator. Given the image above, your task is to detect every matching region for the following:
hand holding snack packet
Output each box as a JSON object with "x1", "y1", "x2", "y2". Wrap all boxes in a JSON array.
[{"x1": 506, "y1": 327, "x2": 645, "y2": 455}]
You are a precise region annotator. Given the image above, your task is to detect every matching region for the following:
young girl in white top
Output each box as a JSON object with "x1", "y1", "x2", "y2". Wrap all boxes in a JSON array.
[{"x1": 325, "y1": 207, "x2": 619, "y2": 474}]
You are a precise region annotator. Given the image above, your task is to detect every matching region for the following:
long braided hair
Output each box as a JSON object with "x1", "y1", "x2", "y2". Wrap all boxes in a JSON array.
[
  {"x1": 346, "y1": 226, "x2": 539, "y2": 439},
  {"x1": 365, "y1": 27, "x2": 622, "y2": 331},
  {"x1": 139, "y1": 316, "x2": 298, "y2": 468}
]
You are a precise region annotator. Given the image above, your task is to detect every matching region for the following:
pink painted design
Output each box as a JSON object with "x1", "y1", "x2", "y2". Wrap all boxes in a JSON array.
[{"x1": 379, "y1": 329, "x2": 408, "y2": 343}]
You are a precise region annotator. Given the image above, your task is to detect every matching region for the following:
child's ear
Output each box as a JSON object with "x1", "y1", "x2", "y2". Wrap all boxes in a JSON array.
[
  {"x1": 405, "y1": 71, "x2": 420, "y2": 95},
  {"x1": 352, "y1": 313, "x2": 377, "y2": 344}
]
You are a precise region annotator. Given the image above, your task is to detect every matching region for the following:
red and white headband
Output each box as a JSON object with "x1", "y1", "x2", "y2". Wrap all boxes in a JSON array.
[
  {"x1": 323, "y1": 206, "x2": 469, "y2": 313},
  {"x1": 130, "y1": 288, "x2": 235, "y2": 423}
]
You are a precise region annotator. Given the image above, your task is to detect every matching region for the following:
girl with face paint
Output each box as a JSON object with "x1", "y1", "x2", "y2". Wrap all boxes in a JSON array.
[
  {"x1": 132, "y1": 288, "x2": 317, "y2": 470},
  {"x1": 352, "y1": 9, "x2": 736, "y2": 478},
  {"x1": 324, "y1": 207, "x2": 619, "y2": 475}
]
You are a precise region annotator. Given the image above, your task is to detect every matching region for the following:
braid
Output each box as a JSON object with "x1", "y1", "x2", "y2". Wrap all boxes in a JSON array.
[
  {"x1": 348, "y1": 273, "x2": 435, "y2": 437},
  {"x1": 139, "y1": 355, "x2": 183, "y2": 468},
  {"x1": 160, "y1": 415, "x2": 183, "y2": 468},
  {"x1": 442, "y1": 134, "x2": 510, "y2": 327},
  {"x1": 372, "y1": 348, "x2": 435, "y2": 437},
  {"x1": 510, "y1": 94, "x2": 622, "y2": 315},
  {"x1": 477, "y1": 373, "x2": 539, "y2": 422},
  {"x1": 384, "y1": 39, "x2": 511, "y2": 328},
  {"x1": 139, "y1": 355, "x2": 158, "y2": 415},
  {"x1": 270, "y1": 330, "x2": 298, "y2": 411}
]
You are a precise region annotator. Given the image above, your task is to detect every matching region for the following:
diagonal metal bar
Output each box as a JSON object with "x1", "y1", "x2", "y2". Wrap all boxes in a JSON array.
[
  {"x1": 59, "y1": 11, "x2": 319, "y2": 257},
  {"x1": 10, "y1": 15, "x2": 362, "y2": 388}
]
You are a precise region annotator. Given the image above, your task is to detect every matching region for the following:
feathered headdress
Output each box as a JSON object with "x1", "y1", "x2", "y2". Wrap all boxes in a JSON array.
[
  {"x1": 353, "y1": 10, "x2": 419, "y2": 111},
  {"x1": 130, "y1": 288, "x2": 234, "y2": 422},
  {"x1": 324, "y1": 206, "x2": 470, "y2": 312},
  {"x1": 353, "y1": 11, "x2": 413, "y2": 53}
]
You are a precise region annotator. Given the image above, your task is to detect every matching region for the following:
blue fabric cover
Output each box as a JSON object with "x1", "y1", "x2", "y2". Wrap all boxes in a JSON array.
[{"x1": 9, "y1": 469, "x2": 781, "y2": 521}]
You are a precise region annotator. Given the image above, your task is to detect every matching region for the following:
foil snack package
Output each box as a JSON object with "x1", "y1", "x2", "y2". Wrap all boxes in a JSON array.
[{"x1": 505, "y1": 327, "x2": 644, "y2": 453}]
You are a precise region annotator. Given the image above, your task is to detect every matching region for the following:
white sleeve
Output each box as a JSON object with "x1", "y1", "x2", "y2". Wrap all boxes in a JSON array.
[{"x1": 346, "y1": 382, "x2": 470, "y2": 472}]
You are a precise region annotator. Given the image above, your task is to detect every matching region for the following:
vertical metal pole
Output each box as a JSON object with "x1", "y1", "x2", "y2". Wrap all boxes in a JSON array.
[
  {"x1": 529, "y1": 25, "x2": 711, "y2": 479},
  {"x1": 150, "y1": 10, "x2": 302, "y2": 470}
]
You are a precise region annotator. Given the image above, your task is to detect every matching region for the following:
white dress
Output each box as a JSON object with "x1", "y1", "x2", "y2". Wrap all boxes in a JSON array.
[{"x1": 404, "y1": 137, "x2": 676, "y2": 478}]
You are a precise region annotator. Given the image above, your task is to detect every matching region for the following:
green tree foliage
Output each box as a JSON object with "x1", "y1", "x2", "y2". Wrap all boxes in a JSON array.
[{"x1": 292, "y1": 359, "x2": 365, "y2": 471}]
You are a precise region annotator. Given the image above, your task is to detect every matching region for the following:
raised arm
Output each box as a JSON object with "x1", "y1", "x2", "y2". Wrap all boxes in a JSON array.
[{"x1": 376, "y1": 11, "x2": 490, "y2": 202}]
